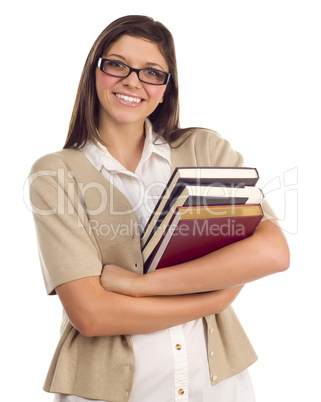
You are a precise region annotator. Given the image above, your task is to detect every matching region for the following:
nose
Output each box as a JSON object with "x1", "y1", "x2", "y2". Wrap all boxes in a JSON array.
[{"x1": 122, "y1": 71, "x2": 141, "y2": 87}]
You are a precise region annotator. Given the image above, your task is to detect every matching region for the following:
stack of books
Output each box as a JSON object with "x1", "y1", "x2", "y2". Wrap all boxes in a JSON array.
[{"x1": 141, "y1": 167, "x2": 264, "y2": 274}]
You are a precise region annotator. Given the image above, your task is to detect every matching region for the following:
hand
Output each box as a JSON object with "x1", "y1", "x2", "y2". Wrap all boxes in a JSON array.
[{"x1": 100, "y1": 264, "x2": 143, "y2": 297}]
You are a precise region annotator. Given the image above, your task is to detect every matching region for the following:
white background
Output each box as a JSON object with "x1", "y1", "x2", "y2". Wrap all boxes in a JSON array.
[{"x1": 1, "y1": 1, "x2": 320, "y2": 401}]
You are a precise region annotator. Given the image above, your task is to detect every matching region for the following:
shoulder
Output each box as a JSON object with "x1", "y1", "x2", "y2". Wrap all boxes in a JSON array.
[
  {"x1": 171, "y1": 127, "x2": 244, "y2": 168},
  {"x1": 30, "y1": 149, "x2": 84, "y2": 173},
  {"x1": 29, "y1": 149, "x2": 97, "y2": 197},
  {"x1": 170, "y1": 127, "x2": 222, "y2": 147}
]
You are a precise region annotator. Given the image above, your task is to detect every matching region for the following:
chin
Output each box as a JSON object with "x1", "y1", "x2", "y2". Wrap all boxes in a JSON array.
[{"x1": 113, "y1": 111, "x2": 146, "y2": 126}]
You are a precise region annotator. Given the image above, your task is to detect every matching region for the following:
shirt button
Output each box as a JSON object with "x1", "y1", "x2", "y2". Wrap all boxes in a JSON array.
[
  {"x1": 178, "y1": 389, "x2": 184, "y2": 395},
  {"x1": 176, "y1": 344, "x2": 182, "y2": 350},
  {"x1": 212, "y1": 375, "x2": 218, "y2": 382},
  {"x1": 209, "y1": 328, "x2": 214, "y2": 334},
  {"x1": 209, "y1": 351, "x2": 214, "y2": 357}
]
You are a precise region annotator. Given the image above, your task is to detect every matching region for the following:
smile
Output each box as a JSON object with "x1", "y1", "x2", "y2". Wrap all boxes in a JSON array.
[{"x1": 115, "y1": 93, "x2": 143, "y2": 104}]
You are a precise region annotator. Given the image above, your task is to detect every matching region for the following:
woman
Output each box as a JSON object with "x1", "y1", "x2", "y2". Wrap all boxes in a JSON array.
[{"x1": 29, "y1": 15, "x2": 289, "y2": 402}]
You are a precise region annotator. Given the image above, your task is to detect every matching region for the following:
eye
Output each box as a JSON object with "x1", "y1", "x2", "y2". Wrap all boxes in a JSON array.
[
  {"x1": 104, "y1": 60, "x2": 127, "y2": 71},
  {"x1": 140, "y1": 68, "x2": 167, "y2": 84},
  {"x1": 144, "y1": 69, "x2": 163, "y2": 78}
]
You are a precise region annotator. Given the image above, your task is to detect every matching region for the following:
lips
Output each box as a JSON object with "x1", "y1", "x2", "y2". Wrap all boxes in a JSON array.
[{"x1": 114, "y1": 93, "x2": 143, "y2": 104}]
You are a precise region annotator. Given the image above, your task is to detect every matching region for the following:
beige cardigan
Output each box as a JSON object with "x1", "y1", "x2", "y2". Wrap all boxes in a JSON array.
[{"x1": 30, "y1": 129, "x2": 274, "y2": 401}]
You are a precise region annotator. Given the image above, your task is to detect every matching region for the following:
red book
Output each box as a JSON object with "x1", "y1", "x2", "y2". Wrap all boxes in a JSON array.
[{"x1": 144, "y1": 204, "x2": 263, "y2": 273}]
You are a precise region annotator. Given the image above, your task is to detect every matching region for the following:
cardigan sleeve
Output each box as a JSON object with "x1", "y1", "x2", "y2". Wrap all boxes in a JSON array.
[
  {"x1": 206, "y1": 130, "x2": 277, "y2": 221},
  {"x1": 207, "y1": 129, "x2": 244, "y2": 168},
  {"x1": 172, "y1": 129, "x2": 277, "y2": 221},
  {"x1": 29, "y1": 153, "x2": 103, "y2": 295}
]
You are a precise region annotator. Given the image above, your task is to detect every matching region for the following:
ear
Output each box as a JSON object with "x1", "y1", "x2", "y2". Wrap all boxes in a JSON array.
[{"x1": 159, "y1": 96, "x2": 164, "y2": 104}]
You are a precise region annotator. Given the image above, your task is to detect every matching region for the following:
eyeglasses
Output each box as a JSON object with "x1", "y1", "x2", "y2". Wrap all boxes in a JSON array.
[{"x1": 97, "y1": 58, "x2": 171, "y2": 85}]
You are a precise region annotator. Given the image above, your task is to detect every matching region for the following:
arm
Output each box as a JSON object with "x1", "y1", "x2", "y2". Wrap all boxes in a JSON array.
[
  {"x1": 56, "y1": 277, "x2": 243, "y2": 337},
  {"x1": 102, "y1": 219, "x2": 290, "y2": 297}
]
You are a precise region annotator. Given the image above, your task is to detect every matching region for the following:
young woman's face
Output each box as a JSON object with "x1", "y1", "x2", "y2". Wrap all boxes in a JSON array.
[{"x1": 96, "y1": 35, "x2": 169, "y2": 130}]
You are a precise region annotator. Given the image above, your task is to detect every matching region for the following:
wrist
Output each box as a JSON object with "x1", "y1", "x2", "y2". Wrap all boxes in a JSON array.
[{"x1": 135, "y1": 273, "x2": 151, "y2": 297}]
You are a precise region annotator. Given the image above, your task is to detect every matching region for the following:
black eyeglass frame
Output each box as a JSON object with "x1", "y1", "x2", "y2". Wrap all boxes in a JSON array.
[{"x1": 97, "y1": 58, "x2": 171, "y2": 86}]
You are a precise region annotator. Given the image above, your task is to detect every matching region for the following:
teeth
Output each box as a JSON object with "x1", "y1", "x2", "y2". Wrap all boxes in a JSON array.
[{"x1": 115, "y1": 93, "x2": 142, "y2": 103}]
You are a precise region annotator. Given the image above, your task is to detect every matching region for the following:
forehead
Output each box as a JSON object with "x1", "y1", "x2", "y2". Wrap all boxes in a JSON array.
[{"x1": 105, "y1": 35, "x2": 168, "y2": 68}]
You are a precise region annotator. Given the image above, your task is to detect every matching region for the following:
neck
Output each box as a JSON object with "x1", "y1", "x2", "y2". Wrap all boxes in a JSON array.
[{"x1": 98, "y1": 120, "x2": 146, "y2": 173}]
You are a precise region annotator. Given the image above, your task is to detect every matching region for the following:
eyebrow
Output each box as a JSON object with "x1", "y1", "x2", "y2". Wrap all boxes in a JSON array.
[{"x1": 107, "y1": 53, "x2": 167, "y2": 71}]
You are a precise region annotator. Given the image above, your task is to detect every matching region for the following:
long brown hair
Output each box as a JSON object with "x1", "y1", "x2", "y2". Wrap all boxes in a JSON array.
[{"x1": 64, "y1": 15, "x2": 183, "y2": 149}]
